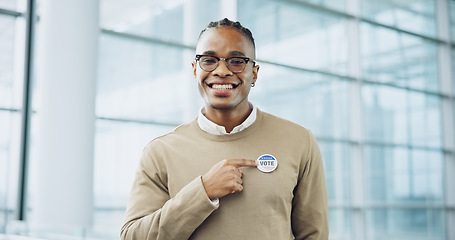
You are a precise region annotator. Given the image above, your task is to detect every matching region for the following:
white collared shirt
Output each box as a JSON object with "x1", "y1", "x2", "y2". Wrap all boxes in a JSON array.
[{"x1": 197, "y1": 104, "x2": 257, "y2": 135}]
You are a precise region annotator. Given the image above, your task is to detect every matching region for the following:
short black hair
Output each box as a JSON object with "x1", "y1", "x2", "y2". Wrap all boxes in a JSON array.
[{"x1": 198, "y1": 18, "x2": 255, "y2": 49}]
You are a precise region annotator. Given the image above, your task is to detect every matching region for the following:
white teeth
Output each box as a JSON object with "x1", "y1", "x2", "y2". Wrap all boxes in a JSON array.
[{"x1": 212, "y1": 84, "x2": 234, "y2": 90}]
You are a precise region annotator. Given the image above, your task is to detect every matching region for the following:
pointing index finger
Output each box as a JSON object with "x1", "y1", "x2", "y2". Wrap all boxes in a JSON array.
[{"x1": 230, "y1": 159, "x2": 258, "y2": 168}]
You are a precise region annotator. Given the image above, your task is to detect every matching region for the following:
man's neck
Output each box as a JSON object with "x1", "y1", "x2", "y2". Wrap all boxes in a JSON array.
[{"x1": 203, "y1": 103, "x2": 253, "y2": 133}]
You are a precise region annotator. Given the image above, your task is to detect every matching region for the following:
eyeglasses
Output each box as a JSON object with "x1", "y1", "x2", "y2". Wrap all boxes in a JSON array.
[{"x1": 195, "y1": 54, "x2": 255, "y2": 73}]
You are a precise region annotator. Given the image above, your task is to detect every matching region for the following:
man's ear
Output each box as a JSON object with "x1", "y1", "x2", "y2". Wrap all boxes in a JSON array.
[
  {"x1": 252, "y1": 64, "x2": 259, "y2": 81},
  {"x1": 192, "y1": 62, "x2": 197, "y2": 78}
]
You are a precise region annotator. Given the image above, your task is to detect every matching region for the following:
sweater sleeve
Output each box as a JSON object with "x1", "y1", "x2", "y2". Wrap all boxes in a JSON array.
[
  {"x1": 120, "y1": 144, "x2": 219, "y2": 240},
  {"x1": 291, "y1": 130, "x2": 329, "y2": 240}
]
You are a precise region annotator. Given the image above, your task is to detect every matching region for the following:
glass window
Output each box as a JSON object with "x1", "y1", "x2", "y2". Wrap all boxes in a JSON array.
[
  {"x1": 95, "y1": 32, "x2": 201, "y2": 238},
  {"x1": 360, "y1": 22, "x2": 439, "y2": 92},
  {"x1": 360, "y1": 0, "x2": 437, "y2": 38},
  {"x1": 318, "y1": 141, "x2": 350, "y2": 204},
  {"x1": 249, "y1": 63, "x2": 350, "y2": 139},
  {"x1": 362, "y1": 85, "x2": 408, "y2": 145},
  {"x1": 364, "y1": 146, "x2": 444, "y2": 204},
  {"x1": 298, "y1": 0, "x2": 346, "y2": 12},
  {"x1": 362, "y1": 84, "x2": 442, "y2": 148},
  {"x1": 100, "y1": 0, "x2": 221, "y2": 46},
  {"x1": 0, "y1": 12, "x2": 24, "y2": 233},
  {"x1": 329, "y1": 208, "x2": 352, "y2": 239},
  {"x1": 0, "y1": 0, "x2": 17, "y2": 10},
  {"x1": 0, "y1": 14, "x2": 22, "y2": 109},
  {"x1": 450, "y1": 0, "x2": 455, "y2": 42},
  {"x1": 238, "y1": 0, "x2": 349, "y2": 76},
  {"x1": 0, "y1": 111, "x2": 21, "y2": 232},
  {"x1": 93, "y1": 119, "x2": 175, "y2": 238},
  {"x1": 408, "y1": 91, "x2": 441, "y2": 147},
  {"x1": 453, "y1": 50, "x2": 455, "y2": 95},
  {"x1": 366, "y1": 209, "x2": 445, "y2": 240},
  {"x1": 320, "y1": 141, "x2": 351, "y2": 239},
  {"x1": 101, "y1": 1, "x2": 184, "y2": 43},
  {"x1": 97, "y1": 33, "x2": 200, "y2": 124}
]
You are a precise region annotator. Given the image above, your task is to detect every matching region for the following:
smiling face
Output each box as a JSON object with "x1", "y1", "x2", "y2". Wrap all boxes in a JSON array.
[{"x1": 192, "y1": 27, "x2": 259, "y2": 115}]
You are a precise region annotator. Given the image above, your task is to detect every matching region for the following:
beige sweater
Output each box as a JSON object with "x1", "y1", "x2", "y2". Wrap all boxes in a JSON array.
[{"x1": 121, "y1": 110, "x2": 328, "y2": 240}]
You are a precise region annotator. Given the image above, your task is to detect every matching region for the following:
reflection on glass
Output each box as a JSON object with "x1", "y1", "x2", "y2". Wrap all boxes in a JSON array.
[
  {"x1": 453, "y1": 50, "x2": 455, "y2": 94},
  {"x1": 93, "y1": 119, "x2": 175, "y2": 238},
  {"x1": 318, "y1": 141, "x2": 350, "y2": 204},
  {"x1": 365, "y1": 146, "x2": 443, "y2": 204},
  {"x1": 0, "y1": 0, "x2": 17, "y2": 10},
  {"x1": 451, "y1": 1, "x2": 455, "y2": 42},
  {"x1": 100, "y1": 0, "x2": 221, "y2": 46},
  {"x1": 363, "y1": 85, "x2": 408, "y2": 145},
  {"x1": 97, "y1": 34, "x2": 200, "y2": 124},
  {"x1": 0, "y1": 12, "x2": 22, "y2": 234},
  {"x1": 93, "y1": 209, "x2": 126, "y2": 239},
  {"x1": 361, "y1": 0, "x2": 436, "y2": 38},
  {"x1": 0, "y1": 111, "x2": 20, "y2": 232},
  {"x1": 298, "y1": 0, "x2": 346, "y2": 12},
  {"x1": 0, "y1": 15, "x2": 18, "y2": 109},
  {"x1": 408, "y1": 91, "x2": 441, "y2": 147},
  {"x1": 361, "y1": 22, "x2": 439, "y2": 92},
  {"x1": 250, "y1": 63, "x2": 350, "y2": 139},
  {"x1": 362, "y1": 84, "x2": 442, "y2": 147},
  {"x1": 366, "y1": 209, "x2": 445, "y2": 240},
  {"x1": 328, "y1": 208, "x2": 351, "y2": 239},
  {"x1": 238, "y1": 0, "x2": 349, "y2": 75}
]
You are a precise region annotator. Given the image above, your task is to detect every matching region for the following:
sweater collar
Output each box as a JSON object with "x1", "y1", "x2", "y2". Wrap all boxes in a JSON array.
[
  {"x1": 193, "y1": 108, "x2": 264, "y2": 142},
  {"x1": 197, "y1": 104, "x2": 257, "y2": 135}
]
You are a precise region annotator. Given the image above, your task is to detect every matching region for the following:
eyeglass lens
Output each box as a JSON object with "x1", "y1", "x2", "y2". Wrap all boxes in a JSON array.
[{"x1": 199, "y1": 56, "x2": 247, "y2": 73}]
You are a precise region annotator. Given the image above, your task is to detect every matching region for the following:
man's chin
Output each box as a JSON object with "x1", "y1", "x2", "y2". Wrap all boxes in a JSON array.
[
  {"x1": 209, "y1": 103, "x2": 234, "y2": 111},
  {"x1": 204, "y1": 99, "x2": 237, "y2": 111}
]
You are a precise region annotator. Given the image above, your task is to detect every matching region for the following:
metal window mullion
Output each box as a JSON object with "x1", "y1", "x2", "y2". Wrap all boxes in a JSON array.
[
  {"x1": 17, "y1": 0, "x2": 35, "y2": 221},
  {"x1": 346, "y1": 0, "x2": 365, "y2": 239},
  {"x1": 435, "y1": 1, "x2": 455, "y2": 240},
  {"x1": 0, "y1": 8, "x2": 23, "y2": 17}
]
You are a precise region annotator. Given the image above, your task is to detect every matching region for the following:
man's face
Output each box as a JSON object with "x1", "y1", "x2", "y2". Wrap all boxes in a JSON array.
[{"x1": 192, "y1": 27, "x2": 259, "y2": 112}]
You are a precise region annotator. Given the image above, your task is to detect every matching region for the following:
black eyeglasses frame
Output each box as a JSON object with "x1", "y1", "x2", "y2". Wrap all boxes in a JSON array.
[{"x1": 195, "y1": 54, "x2": 255, "y2": 73}]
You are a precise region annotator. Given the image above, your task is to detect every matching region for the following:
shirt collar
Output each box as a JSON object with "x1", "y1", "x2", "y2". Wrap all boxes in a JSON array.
[{"x1": 197, "y1": 104, "x2": 257, "y2": 135}]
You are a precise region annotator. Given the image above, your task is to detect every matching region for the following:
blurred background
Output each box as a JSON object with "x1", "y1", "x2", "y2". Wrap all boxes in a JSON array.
[{"x1": 1, "y1": 0, "x2": 454, "y2": 239}]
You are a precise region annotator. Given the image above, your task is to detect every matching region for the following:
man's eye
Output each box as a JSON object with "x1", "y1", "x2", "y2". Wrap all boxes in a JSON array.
[
  {"x1": 202, "y1": 58, "x2": 217, "y2": 64},
  {"x1": 229, "y1": 59, "x2": 245, "y2": 65}
]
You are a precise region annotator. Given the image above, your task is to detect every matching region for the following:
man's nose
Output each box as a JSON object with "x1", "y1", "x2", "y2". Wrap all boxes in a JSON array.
[{"x1": 211, "y1": 59, "x2": 233, "y2": 77}]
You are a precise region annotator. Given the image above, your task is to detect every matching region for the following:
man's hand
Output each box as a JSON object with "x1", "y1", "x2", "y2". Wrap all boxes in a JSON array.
[{"x1": 202, "y1": 159, "x2": 257, "y2": 200}]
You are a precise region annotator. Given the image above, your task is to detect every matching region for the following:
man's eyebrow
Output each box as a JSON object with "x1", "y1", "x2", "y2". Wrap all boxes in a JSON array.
[
  {"x1": 229, "y1": 51, "x2": 246, "y2": 57},
  {"x1": 201, "y1": 50, "x2": 216, "y2": 55},
  {"x1": 199, "y1": 50, "x2": 247, "y2": 57}
]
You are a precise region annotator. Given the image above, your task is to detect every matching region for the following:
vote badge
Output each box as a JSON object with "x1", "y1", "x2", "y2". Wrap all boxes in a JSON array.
[{"x1": 257, "y1": 154, "x2": 278, "y2": 173}]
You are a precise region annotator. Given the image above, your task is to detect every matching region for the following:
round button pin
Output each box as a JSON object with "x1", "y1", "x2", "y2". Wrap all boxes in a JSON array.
[{"x1": 257, "y1": 154, "x2": 278, "y2": 173}]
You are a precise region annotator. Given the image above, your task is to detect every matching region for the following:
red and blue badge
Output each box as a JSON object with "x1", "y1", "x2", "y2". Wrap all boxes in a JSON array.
[{"x1": 256, "y1": 154, "x2": 278, "y2": 173}]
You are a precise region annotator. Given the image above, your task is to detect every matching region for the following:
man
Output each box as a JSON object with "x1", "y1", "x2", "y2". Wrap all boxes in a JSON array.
[{"x1": 121, "y1": 18, "x2": 328, "y2": 240}]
